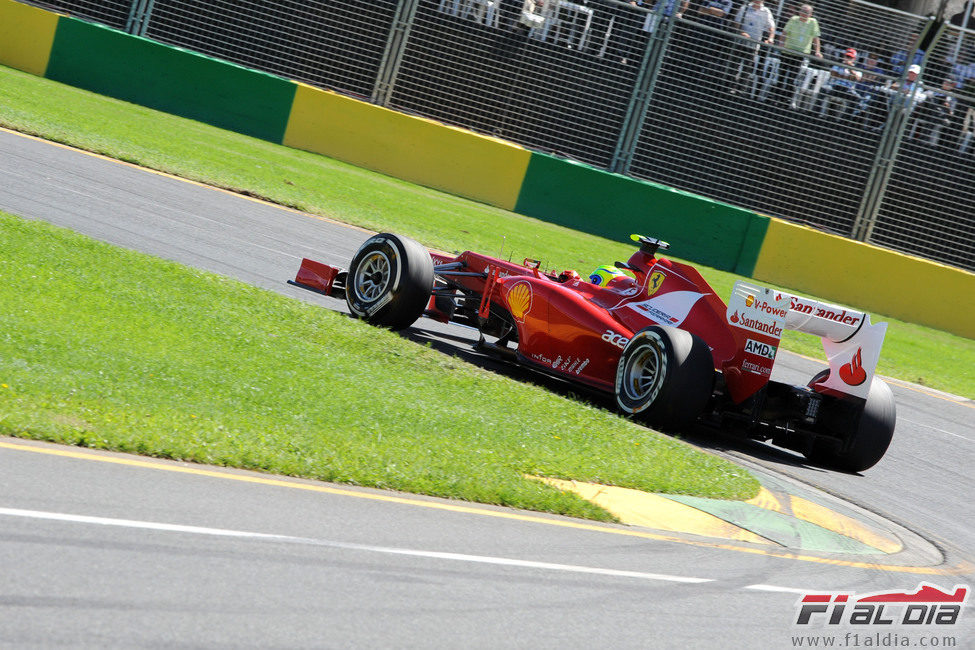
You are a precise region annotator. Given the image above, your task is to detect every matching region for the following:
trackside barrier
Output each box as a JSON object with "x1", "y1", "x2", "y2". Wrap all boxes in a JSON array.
[
  {"x1": 754, "y1": 220, "x2": 975, "y2": 340},
  {"x1": 46, "y1": 17, "x2": 295, "y2": 142},
  {"x1": 0, "y1": 0, "x2": 971, "y2": 340},
  {"x1": 0, "y1": 0, "x2": 57, "y2": 76},
  {"x1": 513, "y1": 153, "x2": 769, "y2": 275},
  {"x1": 283, "y1": 83, "x2": 530, "y2": 211}
]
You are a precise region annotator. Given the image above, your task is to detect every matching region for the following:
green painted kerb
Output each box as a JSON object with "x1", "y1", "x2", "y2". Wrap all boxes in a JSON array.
[
  {"x1": 46, "y1": 17, "x2": 296, "y2": 143},
  {"x1": 515, "y1": 153, "x2": 769, "y2": 274},
  {"x1": 665, "y1": 494, "x2": 881, "y2": 555}
]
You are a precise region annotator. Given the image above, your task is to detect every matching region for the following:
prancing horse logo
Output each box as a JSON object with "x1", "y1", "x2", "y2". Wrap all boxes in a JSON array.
[{"x1": 647, "y1": 271, "x2": 666, "y2": 297}]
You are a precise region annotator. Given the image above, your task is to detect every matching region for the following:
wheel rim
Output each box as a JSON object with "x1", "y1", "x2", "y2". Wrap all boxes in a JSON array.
[
  {"x1": 353, "y1": 251, "x2": 392, "y2": 303},
  {"x1": 622, "y1": 345, "x2": 663, "y2": 402}
]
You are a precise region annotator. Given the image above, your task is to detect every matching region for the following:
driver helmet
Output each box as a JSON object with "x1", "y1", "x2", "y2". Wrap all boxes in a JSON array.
[{"x1": 589, "y1": 265, "x2": 625, "y2": 286}]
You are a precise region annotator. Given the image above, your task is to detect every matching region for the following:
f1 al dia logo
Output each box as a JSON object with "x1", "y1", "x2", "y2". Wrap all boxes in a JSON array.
[{"x1": 795, "y1": 583, "x2": 968, "y2": 626}]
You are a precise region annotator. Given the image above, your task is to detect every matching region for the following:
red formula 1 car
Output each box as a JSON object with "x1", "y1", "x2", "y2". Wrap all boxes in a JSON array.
[{"x1": 291, "y1": 232, "x2": 896, "y2": 472}]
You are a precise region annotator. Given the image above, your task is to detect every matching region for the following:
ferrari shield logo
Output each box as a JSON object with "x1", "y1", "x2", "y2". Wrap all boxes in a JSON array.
[{"x1": 647, "y1": 271, "x2": 666, "y2": 297}]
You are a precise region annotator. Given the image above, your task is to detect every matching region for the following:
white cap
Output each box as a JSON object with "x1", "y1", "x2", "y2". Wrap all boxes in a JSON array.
[{"x1": 908, "y1": 64, "x2": 921, "y2": 75}]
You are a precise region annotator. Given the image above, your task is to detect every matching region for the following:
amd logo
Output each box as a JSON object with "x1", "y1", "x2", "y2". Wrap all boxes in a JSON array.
[{"x1": 744, "y1": 338, "x2": 777, "y2": 360}]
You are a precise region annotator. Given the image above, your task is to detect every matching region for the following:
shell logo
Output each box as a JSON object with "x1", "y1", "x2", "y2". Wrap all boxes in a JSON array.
[
  {"x1": 745, "y1": 294, "x2": 755, "y2": 307},
  {"x1": 508, "y1": 282, "x2": 533, "y2": 322}
]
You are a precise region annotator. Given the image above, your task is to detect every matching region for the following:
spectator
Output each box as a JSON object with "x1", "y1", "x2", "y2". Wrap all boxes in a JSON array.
[
  {"x1": 694, "y1": 0, "x2": 732, "y2": 29},
  {"x1": 775, "y1": 3, "x2": 822, "y2": 107},
  {"x1": 855, "y1": 52, "x2": 888, "y2": 128},
  {"x1": 914, "y1": 77, "x2": 957, "y2": 145},
  {"x1": 689, "y1": 0, "x2": 734, "y2": 79},
  {"x1": 645, "y1": 0, "x2": 689, "y2": 34},
  {"x1": 819, "y1": 47, "x2": 863, "y2": 117},
  {"x1": 890, "y1": 34, "x2": 924, "y2": 76},
  {"x1": 608, "y1": 1, "x2": 650, "y2": 65},
  {"x1": 887, "y1": 63, "x2": 927, "y2": 127},
  {"x1": 959, "y1": 104, "x2": 975, "y2": 154},
  {"x1": 729, "y1": 0, "x2": 775, "y2": 95},
  {"x1": 891, "y1": 63, "x2": 923, "y2": 95},
  {"x1": 949, "y1": 2, "x2": 975, "y2": 28}
]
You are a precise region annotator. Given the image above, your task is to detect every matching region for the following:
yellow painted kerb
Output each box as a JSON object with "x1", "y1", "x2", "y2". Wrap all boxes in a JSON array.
[
  {"x1": 0, "y1": 0, "x2": 59, "y2": 76},
  {"x1": 533, "y1": 476, "x2": 775, "y2": 545},
  {"x1": 752, "y1": 218, "x2": 975, "y2": 340},
  {"x1": 283, "y1": 83, "x2": 530, "y2": 211}
]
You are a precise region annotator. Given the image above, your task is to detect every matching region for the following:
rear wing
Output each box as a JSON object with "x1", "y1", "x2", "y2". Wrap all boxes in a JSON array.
[{"x1": 726, "y1": 281, "x2": 887, "y2": 401}]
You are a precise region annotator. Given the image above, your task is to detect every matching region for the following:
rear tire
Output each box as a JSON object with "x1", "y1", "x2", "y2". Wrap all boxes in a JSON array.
[
  {"x1": 806, "y1": 372, "x2": 896, "y2": 472},
  {"x1": 615, "y1": 326, "x2": 714, "y2": 431},
  {"x1": 345, "y1": 233, "x2": 434, "y2": 330}
]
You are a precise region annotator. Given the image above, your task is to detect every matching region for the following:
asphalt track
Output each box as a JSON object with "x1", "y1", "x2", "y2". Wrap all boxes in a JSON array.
[{"x1": 1, "y1": 128, "x2": 973, "y2": 648}]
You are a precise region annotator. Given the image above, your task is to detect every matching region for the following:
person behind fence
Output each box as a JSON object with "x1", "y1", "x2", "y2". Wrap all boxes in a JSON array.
[
  {"x1": 913, "y1": 76, "x2": 957, "y2": 145},
  {"x1": 890, "y1": 63, "x2": 923, "y2": 103},
  {"x1": 644, "y1": 0, "x2": 690, "y2": 36},
  {"x1": 855, "y1": 52, "x2": 887, "y2": 129},
  {"x1": 959, "y1": 104, "x2": 975, "y2": 154},
  {"x1": 887, "y1": 63, "x2": 927, "y2": 129},
  {"x1": 819, "y1": 48, "x2": 863, "y2": 117},
  {"x1": 610, "y1": 1, "x2": 653, "y2": 65},
  {"x1": 889, "y1": 34, "x2": 924, "y2": 77},
  {"x1": 729, "y1": 0, "x2": 775, "y2": 94},
  {"x1": 689, "y1": 0, "x2": 734, "y2": 79},
  {"x1": 774, "y1": 4, "x2": 821, "y2": 107}
]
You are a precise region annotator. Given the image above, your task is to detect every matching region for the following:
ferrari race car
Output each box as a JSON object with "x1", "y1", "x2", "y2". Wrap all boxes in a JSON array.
[{"x1": 290, "y1": 232, "x2": 896, "y2": 472}]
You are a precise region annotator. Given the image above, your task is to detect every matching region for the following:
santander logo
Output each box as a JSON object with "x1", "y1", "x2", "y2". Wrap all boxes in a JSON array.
[{"x1": 839, "y1": 348, "x2": 868, "y2": 386}]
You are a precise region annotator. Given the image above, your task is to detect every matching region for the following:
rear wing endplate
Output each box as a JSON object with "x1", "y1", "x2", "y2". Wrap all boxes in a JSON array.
[{"x1": 727, "y1": 281, "x2": 887, "y2": 400}]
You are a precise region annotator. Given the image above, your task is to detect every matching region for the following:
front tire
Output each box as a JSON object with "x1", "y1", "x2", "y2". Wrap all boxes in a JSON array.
[
  {"x1": 806, "y1": 372, "x2": 896, "y2": 472},
  {"x1": 615, "y1": 326, "x2": 714, "y2": 431},
  {"x1": 345, "y1": 233, "x2": 434, "y2": 330}
]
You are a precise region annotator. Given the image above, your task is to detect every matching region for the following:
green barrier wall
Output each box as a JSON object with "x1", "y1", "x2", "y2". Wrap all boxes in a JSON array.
[
  {"x1": 514, "y1": 153, "x2": 769, "y2": 275},
  {"x1": 45, "y1": 17, "x2": 296, "y2": 143}
]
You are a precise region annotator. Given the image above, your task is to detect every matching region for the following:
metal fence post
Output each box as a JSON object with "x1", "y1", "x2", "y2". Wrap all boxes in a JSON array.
[
  {"x1": 850, "y1": 19, "x2": 940, "y2": 242},
  {"x1": 609, "y1": 9, "x2": 672, "y2": 175},
  {"x1": 372, "y1": 0, "x2": 422, "y2": 106},
  {"x1": 125, "y1": 0, "x2": 154, "y2": 36}
]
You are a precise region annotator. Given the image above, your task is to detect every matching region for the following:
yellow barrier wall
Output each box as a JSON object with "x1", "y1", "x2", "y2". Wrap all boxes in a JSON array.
[
  {"x1": 0, "y1": 0, "x2": 58, "y2": 76},
  {"x1": 283, "y1": 84, "x2": 530, "y2": 211},
  {"x1": 753, "y1": 218, "x2": 975, "y2": 339}
]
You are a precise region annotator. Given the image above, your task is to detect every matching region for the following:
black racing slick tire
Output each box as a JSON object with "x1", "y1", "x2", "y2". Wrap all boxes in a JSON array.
[
  {"x1": 615, "y1": 326, "x2": 714, "y2": 431},
  {"x1": 345, "y1": 233, "x2": 434, "y2": 330},
  {"x1": 806, "y1": 372, "x2": 896, "y2": 473}
]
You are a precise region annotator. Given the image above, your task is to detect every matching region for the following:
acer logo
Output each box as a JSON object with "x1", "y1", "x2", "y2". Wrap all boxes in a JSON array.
[
  {"x1": 840, "y1": 347, "x2": 868, "y2": 386},
  {"x1": 602, "y1": 330, "x2": 629, "y2": 349}
]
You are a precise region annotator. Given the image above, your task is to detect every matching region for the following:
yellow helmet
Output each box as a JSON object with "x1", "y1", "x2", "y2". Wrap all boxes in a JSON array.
[{"x1": 589, "y1": 265, "x2": 625, "y2": 286}]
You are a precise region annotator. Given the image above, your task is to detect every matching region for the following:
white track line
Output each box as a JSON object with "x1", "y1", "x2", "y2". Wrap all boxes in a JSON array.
[{"x1": 0, "y1": 507, "x2": 711, "y2": 584}]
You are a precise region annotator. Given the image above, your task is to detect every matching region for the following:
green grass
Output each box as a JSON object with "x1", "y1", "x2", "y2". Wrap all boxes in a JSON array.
[
  {"x1": 0, "y1": 65, "x2": 971, "y2": 398},
  {"x1": 0, "y1": 63, "x2": 971, "y2": 516},
  {"x1": 0, "y1": 212, "x2": 759, "y2": 518}
]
